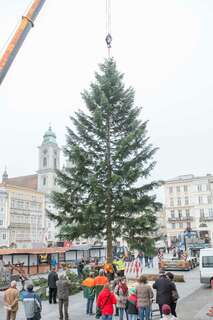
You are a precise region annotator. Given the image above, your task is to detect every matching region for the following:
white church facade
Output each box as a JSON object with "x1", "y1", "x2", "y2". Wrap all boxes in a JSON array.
[{"x1": 0, "y1": 126, "x2": 61, "y2": 247}]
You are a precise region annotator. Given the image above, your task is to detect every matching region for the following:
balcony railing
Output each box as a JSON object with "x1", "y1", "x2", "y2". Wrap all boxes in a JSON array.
[
  {"x1": 200, "y1": 216, "x2": 213, "y2": 222},
  {"x1": 168, "y1": 216, "x2": 193, "y2": 222}
]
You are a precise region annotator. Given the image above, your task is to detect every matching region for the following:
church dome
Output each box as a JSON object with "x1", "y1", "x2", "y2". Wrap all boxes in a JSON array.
[{"x1": 43, "y1": 126, "x2": 57, "y2": 144}]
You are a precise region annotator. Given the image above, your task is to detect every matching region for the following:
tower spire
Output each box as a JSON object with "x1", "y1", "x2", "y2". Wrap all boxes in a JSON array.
[{"x1": 2, "y1": 166, "x2": 8, "y2": 183}]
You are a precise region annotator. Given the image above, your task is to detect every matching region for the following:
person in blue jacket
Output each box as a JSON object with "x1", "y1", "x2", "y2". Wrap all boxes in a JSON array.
[{"x1": 22, "y1": 284, "x2": 42, "y2": 320}]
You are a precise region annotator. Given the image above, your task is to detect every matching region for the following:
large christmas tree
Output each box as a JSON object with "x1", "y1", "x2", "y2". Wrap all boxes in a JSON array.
[{"x1": 50, "y1": 58, "x2": 161, "y2": 262}]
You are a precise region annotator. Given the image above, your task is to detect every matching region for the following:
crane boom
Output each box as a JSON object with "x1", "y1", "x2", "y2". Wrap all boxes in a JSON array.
[{"x1": 0, "y1": 0, "x2": 46, "y2": 85}]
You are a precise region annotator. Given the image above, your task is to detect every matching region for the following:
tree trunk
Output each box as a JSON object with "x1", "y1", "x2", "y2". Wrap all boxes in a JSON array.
[{"x1": 106, "y1": 110, "x2": 112, "y2": 263}]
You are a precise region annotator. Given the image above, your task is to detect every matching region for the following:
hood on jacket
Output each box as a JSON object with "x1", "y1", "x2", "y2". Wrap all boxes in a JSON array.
[{"x1": 100, "y1": 288, "x2": 111, "y2": 298}]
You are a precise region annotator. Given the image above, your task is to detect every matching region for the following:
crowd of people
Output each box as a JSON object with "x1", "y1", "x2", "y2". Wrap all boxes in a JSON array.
[
  {"x1": 3, "y1": 259, "x2": 179, "y2": 320},
  {"x1": 81, "y1": 268, "x2": 179, "y2": 320}
]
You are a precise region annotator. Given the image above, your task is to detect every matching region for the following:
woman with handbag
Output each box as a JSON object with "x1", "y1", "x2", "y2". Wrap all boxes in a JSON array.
[
  {"x1": 115, "y1": 277, "x2": 129, "y2": 320},
  {"x1": 166, "y1": 272, "x2": 179, "y2": 318},
  {"x1": 97, "y1": 283, "x2": 117, "y2": 320}
]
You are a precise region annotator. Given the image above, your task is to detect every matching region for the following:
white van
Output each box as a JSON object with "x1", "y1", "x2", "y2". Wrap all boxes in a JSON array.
[{"x1": 200, "y1": 248, "x2": 213, "y2": 284}]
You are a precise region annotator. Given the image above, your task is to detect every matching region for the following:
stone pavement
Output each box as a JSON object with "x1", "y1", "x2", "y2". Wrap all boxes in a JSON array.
[{"x1": 177, "y1": 285, "x2": 213, "y2": 320}]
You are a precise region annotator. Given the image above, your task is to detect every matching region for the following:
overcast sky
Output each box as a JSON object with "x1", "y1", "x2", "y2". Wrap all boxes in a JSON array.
[{"x1": 0, "y1": 0, "x2": 213, "y2": 187}]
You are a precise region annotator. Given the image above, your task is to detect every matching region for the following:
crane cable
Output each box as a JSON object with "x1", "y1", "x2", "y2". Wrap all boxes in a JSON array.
[{"x1": 105, "y1": 0, "x2": 112, "y2": 58}]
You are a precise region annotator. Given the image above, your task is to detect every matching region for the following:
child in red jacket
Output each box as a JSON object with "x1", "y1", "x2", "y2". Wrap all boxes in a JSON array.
[{"x1": 97, "y1": 284, "x2": 117, "y2": 320}]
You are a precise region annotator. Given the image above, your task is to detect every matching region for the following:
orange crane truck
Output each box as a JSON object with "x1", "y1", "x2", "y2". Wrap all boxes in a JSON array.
[{"x1": 0, "y1": 0, "x2": 46, "y2": 85}]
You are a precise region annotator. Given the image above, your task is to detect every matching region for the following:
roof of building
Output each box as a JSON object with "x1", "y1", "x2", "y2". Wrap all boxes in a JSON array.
[
  {"x1": 0, "y1": 247, "x2": 67, "y2": 255},
  {"x1": 166, "y1": 173, "x2": 213, "y2": 183},
  {"x1": 0, "y1": 174, "x2": 38, "y2": 190}
]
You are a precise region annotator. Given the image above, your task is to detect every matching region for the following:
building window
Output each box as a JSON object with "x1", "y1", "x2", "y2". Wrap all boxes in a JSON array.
[
  {"x1": 176, "y1": 186, "x2": 180, "y2": 193},
  {"x1": 54, "y1": 158, "x2": 57, "y2": 169},
  {"x1": 2, "y1": 233, "x2": 6, "y2": 239},
  {"x1": 54, "y1": 178, "x2": 57, "y2": 186},
  {"x1": 185, "y1": 197, "x2": 189, "y2": 205},
  {"x1": 171, "y1": 210, "x2": 175, "y2": 218},
  {"x1": 209, "y1": 208, "x2": 213, "y2": 217},
  {"x1": 0, "y1": 220, "x2": 3, "y2": 225},
  {"x1": 178, "y1": 210, "x2": 182, "y2": 219},
  {"x1": 187, "y1": 221, "x2": 191, "y2": 228},
  {"x1": 177, "y1": 197, "x2": 181, "y2": 206},
  {"x1": 208, "y1": 196, "x2": 212, "y2": 204},
  {"x1": 170, "y1": 198, "x2": 174, "y2": 207},
  {"x1": 43, "y1": 177, "x2": 46, "y2": 186},
  {"x1": 197, "y1": 184, "x2": 202, "y2": 192},
  {"x1": 207, "y1": 184, "x2": 211, "y2": 191},
  {"x1": 184, "y1": 185, "x2": 188, "y2": 192},
  {"x1": 169, "y1": 187, "x2": 173, "y2": 193},
  {"x1": 171, "y1": 223, "x2": 176, "y2": 229},
  {"x1": 186, "y1": 209, "x2": 190, "y2": 218},
  {"x1": 200, "y1": 208, "x2": 205, "y2": 218},
  {"x1": 43, "y1": 157, "x2": 47, "y2": 167},
  {"x1": 179, "y1": 222, "x2": 183, "y2": 229},
  {"x1": 198, "y1": 196, "x2": 203, "y2": 204}
]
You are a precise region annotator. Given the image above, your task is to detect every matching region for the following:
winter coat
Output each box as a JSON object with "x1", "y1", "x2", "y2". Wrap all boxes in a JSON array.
[
  {"x1": 4, "y1": 287, "x2": 19, "y2": 312},
  {"x1": 115, "y1": 284, "x2": 128, "y2": 308},
  {"x1": 136, "y1": 283, "x2": 153, "y2": 308},
  {"x1": 22, "y1": 291, "x2": 42, "y2": 319},
  {"x1": 97, "y1": 288, "x2": 117, "y2": 315},
  {"x1": 48, "y1": 271, "x2": 59, "y2": 289},
  {"x1": 56, "y1": 279, "x2": 71, "y2": 300},
  {"x1": 126, "y1": 294, "x2": 138, "y2": 315},
  {"x1": 153, "y1": 275, "x2": 176, "y2": 305},
  {"x1": 82, "y1": 277, "x2": 95, "y2": 299}
]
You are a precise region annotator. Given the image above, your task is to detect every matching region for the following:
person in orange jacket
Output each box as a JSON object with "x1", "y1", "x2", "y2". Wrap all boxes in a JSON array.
[
  {"x1": 82, "y1": 273, "x2": 96, "y2": 315},
  {"x1": 94, "y1": 269, "x2": 109, "y2": 299}
]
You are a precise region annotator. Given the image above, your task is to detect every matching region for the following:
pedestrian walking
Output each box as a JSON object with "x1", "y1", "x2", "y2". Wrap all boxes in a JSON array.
[
  {"x1": 22, "y1": 284, "x2": 42, "y2": 320},
  {"x1": 94, "y1": 269, "x2": 108, "y2": 299},
  {"x1": 97, "y1": 283, "x2": 117, "y2": 320},
  {"x1": 115, "y1": 277, "x2": 129, "y2": 320},
  {"x1": 48, "y1": 267, "x2": 59, "y2": 304},
  {"x1": 136, "y1": 275, "x2": 153, "y2": 320},
  {"x1": 4, "y1": 280, "x2": 19, "y2": 320},
  {"x1": 166, "y1": 272, "x2": 179, "y2": 318},
  {"x1": 148, "y1": 256, "x2": 154, "y2": 268},
  {"x1": 153, "y1": 270, "x2": 176, "y2": 318},
  {"x1": 162, "y1": 304, "x2": 177, "y2": 319},
  {"x1": 126, "y1": 287, "x2": 138, "y2": 320},
  {"x1": 82, "y1": 272, "x2": 95, "y2": 315},
  {"x1": 77, "y1": 258, "x2": 85, "y2": 279},
  {"x1": 56, "y1": 274, "x2": 71, "y2": 320}
]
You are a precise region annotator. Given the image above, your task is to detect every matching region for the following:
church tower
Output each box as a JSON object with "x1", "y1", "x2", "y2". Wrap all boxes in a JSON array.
[{"x1": 37, "y1": 126, "x2": 60, "y2": 194}]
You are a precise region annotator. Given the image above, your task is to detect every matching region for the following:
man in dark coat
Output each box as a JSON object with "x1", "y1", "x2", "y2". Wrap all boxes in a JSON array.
[
  {"x1": 48, "y1": 267, "x2": 59, "y2": 304},
  {"x1": 153, "y1": 270, "x2": 176, "y2": 318}
]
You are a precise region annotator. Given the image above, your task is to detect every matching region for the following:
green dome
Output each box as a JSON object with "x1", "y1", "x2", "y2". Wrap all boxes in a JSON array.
[{"x1": 43, "y1": 126, "x2": 57, "y2": 144}]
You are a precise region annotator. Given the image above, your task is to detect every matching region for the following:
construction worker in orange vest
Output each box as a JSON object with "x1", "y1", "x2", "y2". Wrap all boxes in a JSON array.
[
  {"x1": 94, "y1": 269, "x2": 108, "y2": 299},
  {"x1": 82, "y1": 272, "x2": 96, "y2": 315}
]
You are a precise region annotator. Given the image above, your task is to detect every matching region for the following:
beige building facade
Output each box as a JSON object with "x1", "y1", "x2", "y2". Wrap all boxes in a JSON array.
[
  {"x1": 0, "y1": 184, "x2": 45, "y2": 248},
  {"x1": 164, "y1": 174, "x2": 213, "y2": 246}
]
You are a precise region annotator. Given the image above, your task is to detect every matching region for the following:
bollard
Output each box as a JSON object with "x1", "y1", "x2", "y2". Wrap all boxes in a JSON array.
[{"x1": 211, "y1": 279, "x2": 213, "y2": 289}]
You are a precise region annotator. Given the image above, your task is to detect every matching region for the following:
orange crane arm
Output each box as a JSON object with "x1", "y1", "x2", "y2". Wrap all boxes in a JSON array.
[{"x1": 0, "y1": 0, "x2": 46, "y2": 85}]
